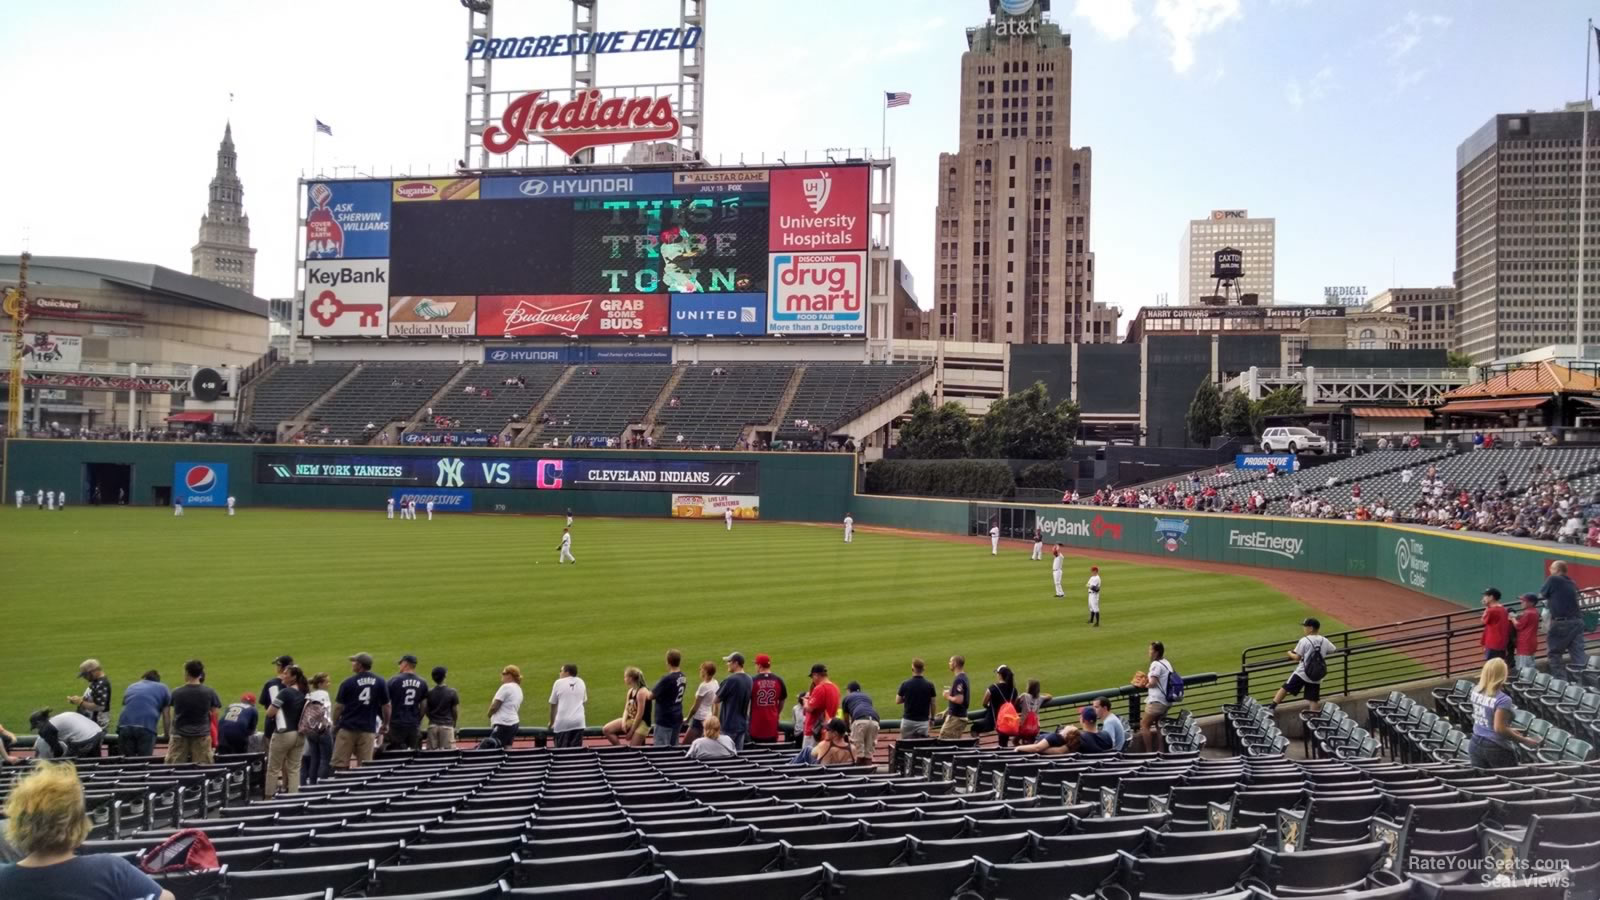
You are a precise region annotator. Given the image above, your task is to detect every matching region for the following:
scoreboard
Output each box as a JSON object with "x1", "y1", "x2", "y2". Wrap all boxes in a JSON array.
[{"x1": 302, "y1": 165, "x2": 871, "y2": 340}]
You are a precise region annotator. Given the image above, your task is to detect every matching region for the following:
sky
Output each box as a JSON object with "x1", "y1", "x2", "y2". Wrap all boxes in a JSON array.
[{"x1": 1, "y1": 0, "x2": 1596, "y2": 330}]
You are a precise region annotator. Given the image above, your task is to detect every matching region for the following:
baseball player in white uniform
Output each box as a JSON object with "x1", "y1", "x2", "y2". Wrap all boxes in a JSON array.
[
  {"x1": 35, "y1": 489, "x2": 44, "y2": 509},
  {"x1": 227, "y1": 496, "x2": 236, "y2": 516},
  {"x1": 13, "y1": 489, "x2": 22, "y2": 509},
  {"x1": 566, "y1": 509, "x2": 574, "y2": 527},
  {"x1": 57, "y1": 491, "x2": 65, "y2": 511},
  {"x1": 426, "y1": 500, "x2": 435, "y2": 521},
  {"x1": 725, "y1": 507, "x2": 734, "y2": 531},
  {"x1": 1052, "y1": 545, "x2": 1065, "y2": 597},
  {"x1": 1031, "y1": 527, "x2": 1043, "y2": 561},
  {"x1": 843, "y1": 513, "x2": 854, "y2": 543},
  {"x1": 989, "y1": 523, "x2": 1000, "y2": 555},
  {"x1": 558, "y1": 527, "x2": 576, "y2": 564},
  {"x1": 173, "y1": 501, "x2": 184, "y2": 517},
  {"x1": 407, "y1": 499, "x2": 418, "y2": 520},
  {"x1": 46, "y1": 490, "x2": 55, "y2": 511},
  {"x1": 387, "y1": 498, "x2": 395, "y2": 519},
  {"x1": 1086, "y1": 566, "x2": 1102, "y2": 627}
]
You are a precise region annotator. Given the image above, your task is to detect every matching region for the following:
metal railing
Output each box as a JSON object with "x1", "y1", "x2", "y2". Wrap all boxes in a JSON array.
[{"x1": 1238, "y1": 609, "x2": 1490, "y2": 704}]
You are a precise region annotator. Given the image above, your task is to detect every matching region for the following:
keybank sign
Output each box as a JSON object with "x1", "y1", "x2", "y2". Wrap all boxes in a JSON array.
[
  {"x1": 1229, "y1": 529, "x2": 1305, "y2": 560},
  {"x1": 1039, "y1": 516, "x2": 1093, "y2": 538}
]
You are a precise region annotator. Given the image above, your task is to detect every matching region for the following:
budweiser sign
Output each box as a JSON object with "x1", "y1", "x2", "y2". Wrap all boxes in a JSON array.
[
  {"x1": 481, "y1": 89, "x2": 682, "y2": 158},
  {"x1": 477, "y1": 295, "x2": 669, "y2": 337}
]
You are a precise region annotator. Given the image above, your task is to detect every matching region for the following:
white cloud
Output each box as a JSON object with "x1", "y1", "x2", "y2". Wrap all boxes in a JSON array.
[
  {"x1": 1380, "y1": 10, "x2": 1452, "y2": 61},
  {"x1": 1153, "y1": 0, "x2": 1242, "y2": 73},
  {"x1": 1284, "y1": 65, "x2": 1335, "y2": 108},
  {"x1": 1073, "y1": 0, "x2": 1141, "y2": 41}
]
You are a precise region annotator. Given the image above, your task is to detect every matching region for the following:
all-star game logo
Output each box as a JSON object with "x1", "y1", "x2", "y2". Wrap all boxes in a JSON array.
[{"x1": 1153, "y1": 517, "x2": 1190, "y2": 553}]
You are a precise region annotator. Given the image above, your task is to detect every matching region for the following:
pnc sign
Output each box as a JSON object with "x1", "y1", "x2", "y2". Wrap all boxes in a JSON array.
[{"x1": 482, "y1": 89, "x2": 682, "y2": 158}]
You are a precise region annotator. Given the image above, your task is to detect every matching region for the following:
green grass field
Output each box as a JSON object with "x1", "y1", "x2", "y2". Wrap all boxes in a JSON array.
[{"x1": 1, "y1": 506, "x2": 1352, "y2": 731}]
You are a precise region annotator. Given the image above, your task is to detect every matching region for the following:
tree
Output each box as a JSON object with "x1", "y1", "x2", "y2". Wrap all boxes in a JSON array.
[
  {"x1": 1250, "y1": 386, "x2": 1305, "y2": 435},
  {"x1": 1186, "y1": 378, "x2": 1223, "y2": 447},
  {"x1": 895, "y1": 391, "x2": 973, "y2": 459},
  {"x1": 1221, "y1": 389, "x2": 1253, "y2": 438},
  {"x1": 967, "y1": 381, "x2": 1080, "y2": 459},
  {"x1": 1446, "y1": 350, "x2": 1474, "y2": 369}
]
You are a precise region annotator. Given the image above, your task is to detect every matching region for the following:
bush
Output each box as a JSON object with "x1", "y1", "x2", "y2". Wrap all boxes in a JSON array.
[
  {"x1": 1016, "y1": 461, "x2": 1068, "y2": 490},
  {"x1": 865, "y1": 459, "x2": 1015, "y2": 498}
]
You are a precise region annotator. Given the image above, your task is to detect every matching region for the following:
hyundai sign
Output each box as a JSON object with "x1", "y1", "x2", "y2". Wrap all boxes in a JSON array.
[
  {"x1": 481, "y1": 172, "x2": 673, "y2": 199},
  {"x1": 174, "y1": 462, "x2": 229, "y2": 507},
  {"x1": 670, "y1": 293, "x2": 766, "y2": 336}
]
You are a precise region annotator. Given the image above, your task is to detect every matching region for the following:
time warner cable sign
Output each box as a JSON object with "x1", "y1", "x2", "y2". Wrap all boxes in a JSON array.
[{"x1": 256, "y1": 453, "x2": 757, "y2": 494}]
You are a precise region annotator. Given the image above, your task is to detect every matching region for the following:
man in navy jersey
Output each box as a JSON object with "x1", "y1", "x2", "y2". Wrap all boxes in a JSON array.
[
  {"x1": 386, "y1": 655, "x2": 429, "y2": 751},
  {"x1": 261, "y1": 655, "x2": 292, "y2": 743},
  {"x1": 331, "y1": 652, "x2": 391, "y2": 769}
]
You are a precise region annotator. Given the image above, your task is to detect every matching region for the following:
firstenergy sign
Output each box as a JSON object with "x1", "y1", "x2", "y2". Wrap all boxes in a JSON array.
[{"x1": 1229, "y1": 529, "x2": 1305, "y2": 560}]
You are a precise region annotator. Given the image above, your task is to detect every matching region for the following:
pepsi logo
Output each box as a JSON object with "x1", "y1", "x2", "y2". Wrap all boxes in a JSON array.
[{"x1": 185, "y1": 466, "x2": 216, "y2": 492}]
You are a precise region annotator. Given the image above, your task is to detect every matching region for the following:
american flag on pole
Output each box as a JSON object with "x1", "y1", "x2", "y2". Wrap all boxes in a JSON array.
[
  {"x1": 885, "y1": 91, "x2": 912, "y2": 108},
  {"x1": 315, "y1": 119, "x2": 333, "y2": 136}
]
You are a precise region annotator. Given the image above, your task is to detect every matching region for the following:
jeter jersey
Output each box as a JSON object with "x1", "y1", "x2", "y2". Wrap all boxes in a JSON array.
[{"x1": 388, "y1": 672, "x2": 429, "y2": 726}]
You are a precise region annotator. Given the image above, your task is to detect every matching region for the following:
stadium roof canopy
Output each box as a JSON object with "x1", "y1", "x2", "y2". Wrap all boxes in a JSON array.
[{"x1": 0, "y1": 255, "x2": 267, "y2": 318}]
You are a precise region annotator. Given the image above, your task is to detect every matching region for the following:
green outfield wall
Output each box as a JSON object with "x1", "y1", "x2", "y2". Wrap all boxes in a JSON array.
[{"x1": 9, "y1": 439, "x2": 1598, "y2": 609}]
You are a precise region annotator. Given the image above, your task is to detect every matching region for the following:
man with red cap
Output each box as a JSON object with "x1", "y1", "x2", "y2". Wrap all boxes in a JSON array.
[{"x1": 748, "y1": 654, "x2": 787, "y2": 745}]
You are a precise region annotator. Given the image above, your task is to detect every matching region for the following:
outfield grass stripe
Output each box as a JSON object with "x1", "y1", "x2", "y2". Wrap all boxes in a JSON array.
[{"x1": 2, "y1": 508, "x2": 1358, "y2": 729}]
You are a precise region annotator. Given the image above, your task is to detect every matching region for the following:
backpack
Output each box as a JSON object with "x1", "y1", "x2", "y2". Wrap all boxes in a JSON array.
[
  {"x1": 1163, "y1": 665, "x2": 1186, "y2": 704},
  {"x1": 1303, "y1": 640, "x2": 1328, "y2": 683},
  {"x1": 138, "y1": 828, "x2": 219, "y2": 874},
  {"x1": 995, "y1": 700, "x2": 1021, "y2": 736},
  {"x1": 1017, "y1": 707, "x2": 1041, "y2": 740},
  {"x1": 298, "y1": 698, "x2": 329, "y2": 737}
]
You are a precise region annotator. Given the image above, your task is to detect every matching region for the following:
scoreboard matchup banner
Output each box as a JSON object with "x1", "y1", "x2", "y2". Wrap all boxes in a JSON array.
[{"x1": 256, "y1": 453, "x2": 758, "y2": 494}]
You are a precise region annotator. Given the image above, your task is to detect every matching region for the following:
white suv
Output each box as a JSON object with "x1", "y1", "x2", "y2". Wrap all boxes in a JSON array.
[{"x1": 1260, "y1": 427, "x2": 1328, "y2": 454}]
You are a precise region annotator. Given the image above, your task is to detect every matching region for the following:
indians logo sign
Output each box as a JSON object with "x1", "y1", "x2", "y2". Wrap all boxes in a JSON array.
[
  {"x1": 482, "y1": 89, "x2": 682, "y2": 158},
  {"x1": 1153, "y1": 517, "x2": 1190, "y2": 553}
]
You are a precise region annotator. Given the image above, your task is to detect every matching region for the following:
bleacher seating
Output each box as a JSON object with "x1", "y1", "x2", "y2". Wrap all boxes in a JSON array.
[
  {"x1": 303, "y1": 363, "x2": 460, "y2": 444},
  {"x1": 655, "y1": 365, "x2": 791, "y2": 448},
  {"x1": 420, "y1": 366, "x2": 564, "y2": 436},
  {"x1": 776, "y1": 363, "x2": 928, "y2": 443},
  {"x1": 244, "y1": 362, "x2": 355, "y2": 433},
  {"x1": 531, "y1": 366, "x2": 673, "y2": 446},
  {"x1": 27, "y1": 743, "x2": 1600, "y2": 899}
]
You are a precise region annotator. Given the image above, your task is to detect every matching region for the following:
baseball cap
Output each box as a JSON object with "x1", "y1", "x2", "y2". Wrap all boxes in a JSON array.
[
  {"x1": 349, "y1": 652, "x2": 374, "y2": 668},
  {"x1": 272, "y1": 655, "x2": 294, "y2": 667},
  {"x1": 1301, "y1": 617, "x2": 1321, "y2": 629},
  {"x1": 1520, "y1": 593, "x2": 1540, "y2": 605},
  {"x1": 1483, "y1": 588, "x2": 1502, "y2": 601},
  {"x1": 78, "y1": 659, "x2": 100, "y2": 679},
  {"x1": 241, "y1": 693, "x2": 256, "y2": 704},
  {"x1": 1081, "y1": 706, "x2": 1097, "y2": 723},
  {"x1": 754, "y1": 654, "x2": 772, "y2": 667},
  {"x1": 810, "y1": 663, "x2": 828, "y2": 676},
  {"x1": 723, "y1": 652, "x2": 745, "y2": 665},
  {"x1": 431, "y1": 665, "x2": 448, "y2": 681},
  {"x1": 398, "y1": 654, "x2": 419, "y2": 666}
]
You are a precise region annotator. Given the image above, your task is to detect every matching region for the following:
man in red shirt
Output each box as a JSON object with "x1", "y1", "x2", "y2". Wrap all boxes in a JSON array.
[
  {"x1": 1481, "y1": 588, "x2": 1511, "y2": 662},
  {"x1": 747, "y1": 654, "x2": 787, "y2": 745},
  {"x1": 1513, "y1": 593, "x2": 1541, "y2": 672},
  {"x1": 802, "y1": 664, "x2": 840, "y2": 752}
]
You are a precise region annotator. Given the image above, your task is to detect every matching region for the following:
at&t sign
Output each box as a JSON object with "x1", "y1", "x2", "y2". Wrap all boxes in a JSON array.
[{"x1": 993, "y1": 0, "x2": 1044, "y2": 36}]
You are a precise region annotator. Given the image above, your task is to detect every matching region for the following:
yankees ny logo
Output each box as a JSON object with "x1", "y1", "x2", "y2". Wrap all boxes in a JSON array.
[
  {"x1": 436, "y1": 457, "x2": 465, "y2": 488},
  {"x1": 802, "y1": 171, "x2": 832, "y2": 213}
]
